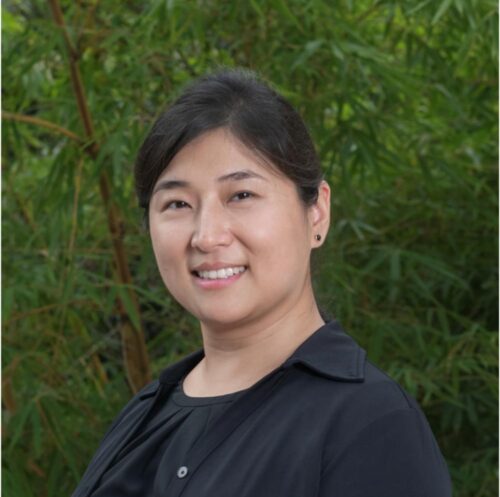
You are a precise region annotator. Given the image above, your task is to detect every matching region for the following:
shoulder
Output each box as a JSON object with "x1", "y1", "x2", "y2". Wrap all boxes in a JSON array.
[
  {"x1": 121, "y1": 378, "x2": 160, "y2": 410},
  {"x1": 319, "y1": 360, "x2": 451, "y2": 478},
  {"x1": 282, "y1": 331, "x2": 430, "y2": 451},
  {"x1": 340, "y1": 359, "x2": 418, "y2": 415},
  {"x1": 283, "y1": 320, "x2": 419, "y2": 423},
  {"x1": 99, "y1": 379, "x2": 160, "y2": 443},
  {"x1": 312, "y1": 363, "x2": 452, "y2": 495},
  {"x1": 292, "y1": 356, "x2": 421, "y2": 439},
  {"x1": 325, "y1": 360, "x2": 421, "y2": 441},
  {"x1": 318, "y1": 369, "x2": 452, "y2": 495}
]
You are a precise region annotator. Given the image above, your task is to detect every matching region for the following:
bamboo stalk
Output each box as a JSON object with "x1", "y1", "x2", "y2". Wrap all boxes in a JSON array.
[{"x1": 48, "y1": 0, "x2": 151, "y2": 393}]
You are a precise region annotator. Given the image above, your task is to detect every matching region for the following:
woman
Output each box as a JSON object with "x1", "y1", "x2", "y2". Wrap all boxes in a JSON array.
[{"x1": 72, "y1": 69, "x2": 452, "y2": 497}]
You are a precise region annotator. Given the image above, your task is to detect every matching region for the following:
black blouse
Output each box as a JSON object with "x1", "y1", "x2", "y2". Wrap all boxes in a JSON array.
[
  {"x1": 73, "y1": 320, "x2": 452, "y2": 497},
  {"x1": 91, "y1": 384, "x2": 246, "y2": 496}
]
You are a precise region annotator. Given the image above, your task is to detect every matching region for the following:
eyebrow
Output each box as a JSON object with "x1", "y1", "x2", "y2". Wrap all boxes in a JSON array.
[{"x1": 152, "y1": 169, "x2": 267, "y2": 194}]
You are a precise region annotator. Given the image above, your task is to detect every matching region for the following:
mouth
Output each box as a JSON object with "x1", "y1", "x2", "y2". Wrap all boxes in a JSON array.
[{"x1": 192, "y1": 265, "x2": 247, "y2": 281}]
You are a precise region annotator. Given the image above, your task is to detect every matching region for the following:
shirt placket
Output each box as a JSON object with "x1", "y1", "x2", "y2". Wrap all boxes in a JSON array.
[{"x1": 158, "y1": 367, "x2": 289, "y2": 497}]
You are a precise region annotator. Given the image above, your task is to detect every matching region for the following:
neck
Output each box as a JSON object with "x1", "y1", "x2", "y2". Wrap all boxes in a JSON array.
[{"x1": 184, "y1": 284, "x2": 324, "y2": 396}]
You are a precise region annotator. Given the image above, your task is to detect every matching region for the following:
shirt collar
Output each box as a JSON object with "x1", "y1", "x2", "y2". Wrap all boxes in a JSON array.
[
  {"x1": 158, "y1": 319, "x2": 365, "y2": 388},
  {"x1": 159, "y1": 348, "x2": 205, "y2": 386},
  {"x1": 282, "y1": 320, "x2": 366, "y2": 381}
]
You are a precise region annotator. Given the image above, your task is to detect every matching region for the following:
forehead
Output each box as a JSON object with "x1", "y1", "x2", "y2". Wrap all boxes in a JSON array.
[{"x1": 157, "y1": 128, "x2": 282, "y2": 182}]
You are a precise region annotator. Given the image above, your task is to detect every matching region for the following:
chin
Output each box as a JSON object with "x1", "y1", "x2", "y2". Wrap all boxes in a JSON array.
[{"x1": 191, "y1": 306, "x2": 254, "y2": 329}]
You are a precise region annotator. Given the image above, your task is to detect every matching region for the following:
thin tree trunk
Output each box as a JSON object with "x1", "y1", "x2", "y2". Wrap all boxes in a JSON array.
[{"x1": 48, "y1": 0, "x2": 151, "y2": 393}]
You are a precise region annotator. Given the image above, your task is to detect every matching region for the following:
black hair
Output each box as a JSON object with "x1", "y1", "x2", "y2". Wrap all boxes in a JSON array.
[{"x1": 134, "y1": 68, "x2": 323, "y2": 216}]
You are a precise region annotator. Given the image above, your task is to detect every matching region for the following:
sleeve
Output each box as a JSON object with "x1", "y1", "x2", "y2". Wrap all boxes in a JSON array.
[{"x1": 318, "y1": 408, "x2": 452, "y2": 497}]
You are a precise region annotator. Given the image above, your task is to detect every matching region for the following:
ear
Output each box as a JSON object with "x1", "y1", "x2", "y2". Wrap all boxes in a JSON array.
[{"x1": 308, "y1": 180, "x2": 331, "y2": 248}]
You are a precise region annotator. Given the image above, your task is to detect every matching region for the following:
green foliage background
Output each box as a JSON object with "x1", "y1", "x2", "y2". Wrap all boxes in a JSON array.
[{"x1": 2, "y1": 1, "x2": 498, "y2": 495}]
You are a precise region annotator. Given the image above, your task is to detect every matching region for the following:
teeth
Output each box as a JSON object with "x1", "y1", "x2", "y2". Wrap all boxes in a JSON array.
[{"x1": 196, "y1": 266, "x2": 246, "y2": 280}]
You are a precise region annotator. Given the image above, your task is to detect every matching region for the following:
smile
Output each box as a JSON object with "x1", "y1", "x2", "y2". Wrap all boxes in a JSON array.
[{"x1": 195, "y1": 266, "x2": 247, "y2": 280}]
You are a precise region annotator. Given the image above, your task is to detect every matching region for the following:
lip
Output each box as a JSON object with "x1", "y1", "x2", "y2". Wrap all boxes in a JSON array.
[
  {"x1": 192, "y1": 269, "x2": 245, "y2": 290},
  {"x1": 191, "y1": 262, "x2": 247, "y2": 272}
]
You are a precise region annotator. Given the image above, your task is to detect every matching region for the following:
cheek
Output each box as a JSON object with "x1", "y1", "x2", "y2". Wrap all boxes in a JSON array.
[
  {"x1": 150, "y1": 226, "x2": 182, "y2": 277},
  {"x1": 247, "y1": 206, "x2": 311, "y2": 269},
  {"x1": 150, "y1": 230, "x2": 193, "y2": 306}
]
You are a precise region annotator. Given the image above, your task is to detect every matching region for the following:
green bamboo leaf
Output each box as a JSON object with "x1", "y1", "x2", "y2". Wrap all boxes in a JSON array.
[
  {"x1": 273, "y1": 0, "x2": 304, "y2": 32},
  {"x1": 432, "y1": 0, "x2": 453, "y2": 24},
  {"x1": 7, "y1": 404, "x2": 33, "y2": 453},
  {"x1": 2, "y1": 7, "x2": 24, "y2": 34},
  {"x1": 250, "y1": 0, "x2": 265, "y2": 18},
  {"x1": 292, "y1": 40, "x2": 324, "y2": 70},
  {"x1": 31, "y1": 407, "x2": 43, "y2": 458}
]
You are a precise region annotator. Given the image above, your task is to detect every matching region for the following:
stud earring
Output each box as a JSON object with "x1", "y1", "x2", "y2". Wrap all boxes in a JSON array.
[{"x1": 315, "y1": 234, "x2": 322, "y2": 241}]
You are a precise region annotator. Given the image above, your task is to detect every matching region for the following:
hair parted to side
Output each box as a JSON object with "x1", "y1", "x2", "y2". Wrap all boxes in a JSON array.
[{"x1": 134, "y1": 68, "x2": 323, "y2": 218}]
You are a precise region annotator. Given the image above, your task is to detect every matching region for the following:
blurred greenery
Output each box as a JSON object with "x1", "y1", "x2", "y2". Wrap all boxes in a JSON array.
[{"x1": 2, "y1": 0, "x2": 498, "y2": 496}]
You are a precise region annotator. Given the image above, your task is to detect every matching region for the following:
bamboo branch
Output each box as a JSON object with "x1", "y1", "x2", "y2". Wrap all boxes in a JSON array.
[
  {"x1": 48, "y1": 0, "x2": 151, "y2": 393},
  {"x1": 27, "y1": 459, "x2": 46, "y2": 479},
  {"x1": 5, "y1": 299, "x2": 97, "y2": 325},
  {"x1": 2, "y1": 111, "x2": 83, "y2": 143}
]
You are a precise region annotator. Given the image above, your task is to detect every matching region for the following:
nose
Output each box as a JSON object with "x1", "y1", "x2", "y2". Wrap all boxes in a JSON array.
[{"x1": 190, "y1": 200, "x2": 233, "y2": 252}]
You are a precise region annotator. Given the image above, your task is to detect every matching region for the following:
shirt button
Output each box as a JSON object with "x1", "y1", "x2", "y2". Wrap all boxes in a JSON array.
[{"x1": 177, "y1": 466, "x2": 189, "y2": 479}]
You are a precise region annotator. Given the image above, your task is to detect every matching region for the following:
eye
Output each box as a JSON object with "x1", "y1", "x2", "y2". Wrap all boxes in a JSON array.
[
  {"x1": 165, "y1": 200, "x2": 190, "y2": 210},
  {"x1": 231, "y1": 191, "x2": 254, "y2": 202}
]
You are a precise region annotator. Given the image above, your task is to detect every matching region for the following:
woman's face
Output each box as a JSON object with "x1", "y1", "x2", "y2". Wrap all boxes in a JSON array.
[{"x1": 149, "y1": 128, "x2": 328, "y2": 329}]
